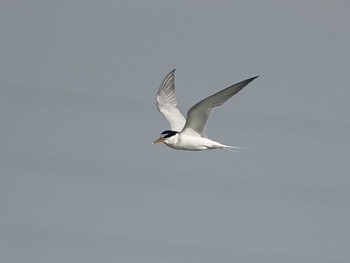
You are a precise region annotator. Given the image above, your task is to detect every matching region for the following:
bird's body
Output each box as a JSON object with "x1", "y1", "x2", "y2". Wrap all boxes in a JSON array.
[
  {"x1": 162, "y1": 132, "x2": 232, "y2": 151},
  {"x1": 153, "y1": 70, "x2": 258, "y2": 151}
]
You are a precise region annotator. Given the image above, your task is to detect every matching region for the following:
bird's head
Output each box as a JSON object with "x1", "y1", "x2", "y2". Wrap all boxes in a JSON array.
[{"x1": 153, "y1": 130, "x2": 178, "y2": 144}]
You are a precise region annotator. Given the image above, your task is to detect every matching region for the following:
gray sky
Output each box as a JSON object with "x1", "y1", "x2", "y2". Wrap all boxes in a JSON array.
[{"x1": 1, "y1": 0, "x2": 350, "y2": 262}]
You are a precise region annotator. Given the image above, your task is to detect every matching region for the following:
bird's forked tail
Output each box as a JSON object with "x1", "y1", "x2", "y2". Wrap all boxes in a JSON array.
[{"x1": 222, "y1": 145, "x2": 249, "y2": 152}]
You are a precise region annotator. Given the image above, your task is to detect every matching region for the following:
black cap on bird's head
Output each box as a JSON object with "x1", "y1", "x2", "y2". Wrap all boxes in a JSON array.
[
  {"x1": 160, "y1": 130, "x2": 178, "y2": 138},
  {"x1": 153, "y1": 130, "x2": 178, "y2": 144}
]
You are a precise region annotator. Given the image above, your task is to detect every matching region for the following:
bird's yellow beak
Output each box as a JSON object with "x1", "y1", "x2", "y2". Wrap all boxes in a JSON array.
[{"x1": 153, "y1": 137, "x2": 166, "y2": 144}]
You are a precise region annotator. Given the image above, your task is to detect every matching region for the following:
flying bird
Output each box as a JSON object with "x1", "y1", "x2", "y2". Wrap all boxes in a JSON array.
[{"x1": 153, "y1": 69, "x2": 258, "y2": 151}]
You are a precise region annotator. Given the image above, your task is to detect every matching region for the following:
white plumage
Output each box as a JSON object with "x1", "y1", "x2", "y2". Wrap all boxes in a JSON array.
[{"x1": 153, "y1": 69, "x2": 258, "y2": 151}]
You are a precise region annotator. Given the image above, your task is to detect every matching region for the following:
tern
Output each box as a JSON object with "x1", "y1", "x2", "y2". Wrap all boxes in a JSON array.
[{"x1": 153, "y1": 69, "x2": 258, "y2": 151}]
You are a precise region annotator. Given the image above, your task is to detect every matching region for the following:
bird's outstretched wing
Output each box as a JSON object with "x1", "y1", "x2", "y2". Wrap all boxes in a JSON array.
[
  {"x1": 156, "y1": 69, "x2": 186, "y2": 131},
  {"x1": 182, "y1": 76, "x2": 259, "y2": 137}
]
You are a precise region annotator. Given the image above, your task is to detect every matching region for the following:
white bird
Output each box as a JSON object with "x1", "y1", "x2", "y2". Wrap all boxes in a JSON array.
[{"x1": 153, "y1": 69, "x2": 258, "y2": 151}]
